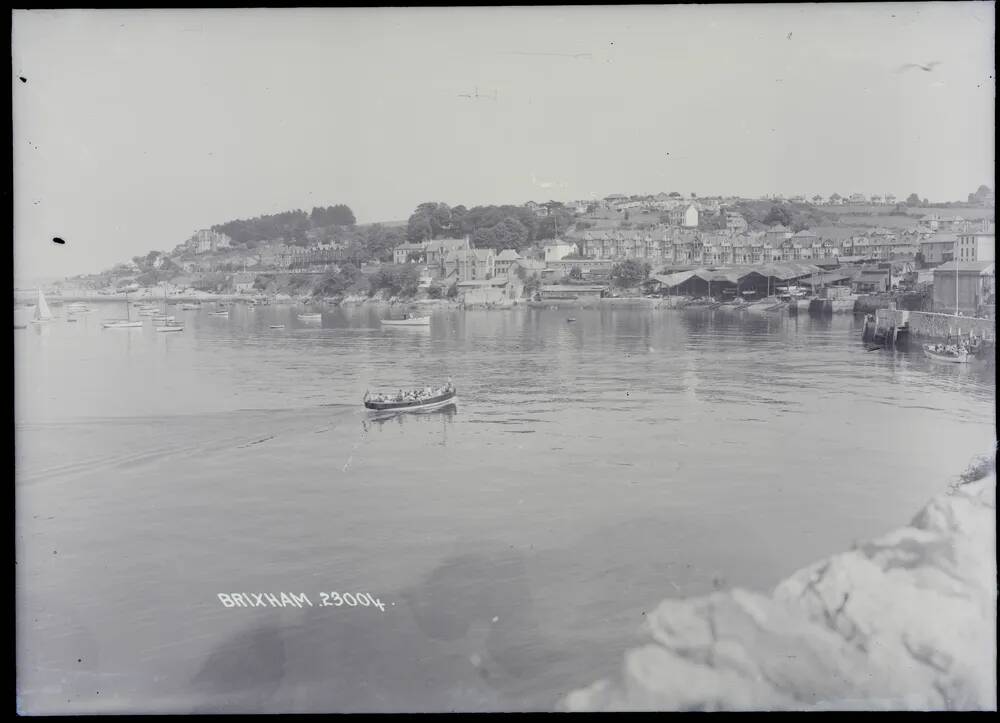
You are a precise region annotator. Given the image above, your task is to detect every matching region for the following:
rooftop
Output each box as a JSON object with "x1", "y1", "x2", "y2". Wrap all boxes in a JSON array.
[{"x1": 934, "y1": 261, "x2": 995, "y2": 273}]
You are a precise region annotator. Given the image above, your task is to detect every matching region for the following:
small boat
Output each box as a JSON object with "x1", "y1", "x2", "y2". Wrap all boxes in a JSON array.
[
  {"x1": 179, "y1": 303, "x2": 202, "y2": 310},
  {"x1": 923, "y1": 343, "x2": 970, "y2": 363},
  {"x1": 209, "y1": 310, "x2": 230, "y2": 317},
  {"x1": 156, "y1": 323, "x2": 184, "y2": 333},
  {"x1": 566, "y1": 318, "x2": 577, "y2": 323},
  {"x1": 381, "y1": 315, "x2": 430, "y2": 326},
  {"x1": 66, "y1": 302, "x2": 90, "y2": 313},
  {"x1": 152, "y1": 315, "x2": 175, "y2": 323},
  {"x1": 66, "y1": 317, "x2": 78, "y2": 323},
  {"x1": 102, "y1": 320, "x2": 143, "y2": 329},
  {"x1": 364, "y1": 381, "x2": 457, "y2": 412},
  {"x1": 269, "y1": 324, "x2": 286, "y2": 329},
  {"x1": 298, "y1": 313, "x2": 322, "y2": 321},
  {"x1": 30, "y1": 289, "x2": 54, "y2": 324}
]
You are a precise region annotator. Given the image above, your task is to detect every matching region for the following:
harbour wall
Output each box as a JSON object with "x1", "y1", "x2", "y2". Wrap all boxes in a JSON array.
[
  {"x1": 855, "y1": 292, "x2": 933, "y2": 314},
  {"x1": 561, "y1": 451, "x2": 997, "y2": 711},
  {"x1": 873, "y1": 309, "x2": 996, "y2": 342}
]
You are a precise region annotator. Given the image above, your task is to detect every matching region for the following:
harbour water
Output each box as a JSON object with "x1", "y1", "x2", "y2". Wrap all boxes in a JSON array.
[{"x1": 15, "y1": 303, "x2": 996, "y2": 713}]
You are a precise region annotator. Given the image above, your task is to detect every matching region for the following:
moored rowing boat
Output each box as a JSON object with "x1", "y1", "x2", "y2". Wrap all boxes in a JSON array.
[
  {"x1": 923, "y1": 344, "x2": 970, "y2": 363},
  {"x1": 381, "y1": 315, "x2": 430, "y2": 326}
]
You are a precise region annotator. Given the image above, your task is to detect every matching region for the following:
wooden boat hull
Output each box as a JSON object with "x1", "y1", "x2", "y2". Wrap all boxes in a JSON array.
[
  {"x1": 102, "y1": 321, "x2": 143, "y2": 328},
  {"x1": 923, "y1": 346, "x2": 970, "y2": 363},
  {"x1": 364, "y1": 390, "x2": 456, "y2": 412},
  {"x1": 381, "y1": 317, "x2": 430, "y2": 326}
]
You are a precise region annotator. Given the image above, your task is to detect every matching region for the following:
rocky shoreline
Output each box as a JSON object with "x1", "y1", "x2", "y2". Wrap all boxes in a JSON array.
[{"x1": 561, "y1": 451, "x2": 997, "y2": 711}]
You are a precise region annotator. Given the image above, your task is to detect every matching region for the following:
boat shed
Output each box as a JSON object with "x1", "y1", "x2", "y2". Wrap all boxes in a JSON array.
[
  {"x1": 795, "y1": 271, "x2": 854, "y2": 292},
  {"x1": 538, "y1": 284, "x2": 607, "y2": 300},
  {"x1": 651, "y1": 263, "x2": 824, "y2": 298}
]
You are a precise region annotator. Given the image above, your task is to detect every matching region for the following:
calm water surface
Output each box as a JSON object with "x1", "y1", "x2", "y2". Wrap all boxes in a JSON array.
[{"x1": 15, "y1": 301, "x2": 996, "y2": 712}]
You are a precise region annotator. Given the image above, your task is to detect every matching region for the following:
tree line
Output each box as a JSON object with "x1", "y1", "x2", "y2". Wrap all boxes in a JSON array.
[
  {"x1": 211, "y1": 205, "x2": 357, "y2": 248},
  {"x1": 405, "y1": 201, "x2": 574, "y2": 251}
]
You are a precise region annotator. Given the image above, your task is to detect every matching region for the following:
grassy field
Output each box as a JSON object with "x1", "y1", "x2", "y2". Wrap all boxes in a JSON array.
[{"x1": 823, "y1": 205, "x2": 995, "y2": 220}]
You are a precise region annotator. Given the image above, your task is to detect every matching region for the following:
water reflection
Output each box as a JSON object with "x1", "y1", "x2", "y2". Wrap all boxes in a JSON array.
[{"x1": 362, "y1": 404, "x2": 458, "y2": 432}]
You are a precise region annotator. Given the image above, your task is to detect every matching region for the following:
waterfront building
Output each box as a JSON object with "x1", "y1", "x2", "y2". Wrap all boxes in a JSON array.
[
  {"x1": 932, "y1": 261, "x2": 996, "y2": 315},
  {"x1": 494, "y1": 249, "x2": 522, "y2": 277},
  {"x1": 457, "y1": 277, "x2": 511, "y2": 304},
  {"x1": 444, "y1": 247, "x2": 496, "y2": 282},
  {"x1": 956, "y1": 222, "x2": 995, "y2": 262},
  {"x1": 538, "y1": 284, "x2": 606, "y2": 301},
  {"x1": 851, "y1": 267, "x2": 891, "y2": 294},
  {"x1": 231, "y1": 272, "x2": 256, "y2": 293}
]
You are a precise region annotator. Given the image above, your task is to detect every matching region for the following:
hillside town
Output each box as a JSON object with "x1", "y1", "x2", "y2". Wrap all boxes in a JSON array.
[{"x1": 47, "y1": 189, "x2": 995, "y2": 318}]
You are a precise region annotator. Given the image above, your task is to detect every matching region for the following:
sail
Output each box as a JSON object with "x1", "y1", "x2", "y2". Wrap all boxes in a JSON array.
[{"x1": 35, "y1": 289, "x2": 53, "y2": 321}]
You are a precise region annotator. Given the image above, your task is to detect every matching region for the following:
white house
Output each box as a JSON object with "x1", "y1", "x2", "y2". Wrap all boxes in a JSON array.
[
  {"x1": 543, "y1": 241, "x2": 578, "y2": 262},
  {"x1": 682, "y1": 204, "x2": 699, "y2": 228}
]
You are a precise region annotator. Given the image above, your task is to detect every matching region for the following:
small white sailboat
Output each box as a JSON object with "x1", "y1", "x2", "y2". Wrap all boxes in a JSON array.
[
  {"x1": 381, "y1": 314, "x2": 430, "y2": 326},
  {"x1": 103, "y1": 291, "x2": 143, "y2": 328},
  {"x1": 297, "y1": 313, "x2": 322, "y2": 322},
  {"x1": 156, "y1": 323, "x2": 184, "y2": 333},
  {"x1": 30, "y1": 289, "x2": 54, "y2": 324}
]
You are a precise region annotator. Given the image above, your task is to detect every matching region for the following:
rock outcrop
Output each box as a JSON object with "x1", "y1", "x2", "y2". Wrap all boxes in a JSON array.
[{"x1": 562, "y1": 453, "x2": 997, "y2": 711}]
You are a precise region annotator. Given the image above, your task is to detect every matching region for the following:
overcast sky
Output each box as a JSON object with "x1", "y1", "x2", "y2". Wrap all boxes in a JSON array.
[{"x1": 12, "y1": 3, "x2": 995, "y2": 280}]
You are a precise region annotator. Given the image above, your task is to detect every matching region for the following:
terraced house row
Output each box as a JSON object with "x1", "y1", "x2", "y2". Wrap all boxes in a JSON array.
[{"x1": 572, "y1": 224, "x2": 945, "y2": 266}]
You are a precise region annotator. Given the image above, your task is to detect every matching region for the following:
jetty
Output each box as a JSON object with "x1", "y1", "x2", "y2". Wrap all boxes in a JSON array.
[{"x1": 862, "y1": 304, "x2": 995, "y2": 356}]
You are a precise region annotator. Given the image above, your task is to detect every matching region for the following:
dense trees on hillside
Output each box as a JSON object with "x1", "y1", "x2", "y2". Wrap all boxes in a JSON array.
[
  {"x1": 405, "y1": 201, "x2": 573, "y2": 251},
  {"x1": 212, "y1": 205, "x2": 357, "y2": 248},
  {"x1": 724, "y1": 201, "x2": 834, "y2": 232},
  {"x1": 310, "y1": 204, "x2": 356, "y2": 227}
]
